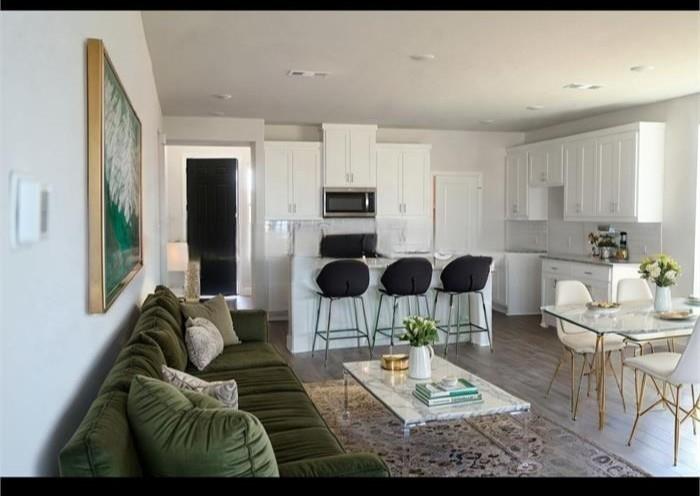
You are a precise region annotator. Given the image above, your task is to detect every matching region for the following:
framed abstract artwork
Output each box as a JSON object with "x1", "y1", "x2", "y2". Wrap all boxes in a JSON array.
[{"x1": 87, "y1": 38, "x2": 143, "y2": 313}]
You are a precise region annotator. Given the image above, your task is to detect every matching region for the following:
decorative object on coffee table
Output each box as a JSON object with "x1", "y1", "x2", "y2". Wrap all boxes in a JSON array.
[
  {"x1": 184, "y1": 259, "x2": 201, "y2": 303},
  {"x1": 87, "y1": 38, "x2": 142, "y2": 313},
  {"x1": 399, "y1": 316, "x2": 438, "y2": 379},
  {"x1": 639, "y1": 253, "x2": 681, "y2": 312},
  {"x1": 380, "y1": 354, "x2": 409, "y2": 371}
]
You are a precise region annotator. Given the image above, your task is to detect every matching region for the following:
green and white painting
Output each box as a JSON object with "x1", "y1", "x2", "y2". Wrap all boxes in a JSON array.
[{"x1": 103, "y1": 59, "x2": 141, "y2": 303}]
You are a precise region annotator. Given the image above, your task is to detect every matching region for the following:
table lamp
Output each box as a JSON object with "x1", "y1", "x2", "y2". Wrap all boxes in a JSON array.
[{"x1": 167, "y1": 242, "x2": 189, "y2": 297}]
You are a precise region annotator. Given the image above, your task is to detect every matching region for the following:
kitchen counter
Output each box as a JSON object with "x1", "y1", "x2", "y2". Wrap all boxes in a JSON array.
[{"x1": 542, "y1": 253, "x2": 639, "y2": 266}]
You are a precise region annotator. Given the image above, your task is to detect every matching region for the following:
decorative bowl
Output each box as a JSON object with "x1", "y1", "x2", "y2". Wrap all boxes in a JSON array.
[
  {"x1": 656, "y1": 311, "x2": 695, "y2": 321},
  {"x1": 586, "y1": 301, "x2": 620, "y2": 314},
  {"x1": 380, "y1": 354, "x2": 409, "y2": 371}
]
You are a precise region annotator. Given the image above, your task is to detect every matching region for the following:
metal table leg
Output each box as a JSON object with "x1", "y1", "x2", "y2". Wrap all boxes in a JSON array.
[
  {"x1": 596, "y1": 334, "x2": 606, "y2": 430},
  {"x1": 343, "y1": 369, "x2": 350, "y2": 420},
  {"x1": 402, "y1": 425, "x2": 411, "y2": 477}
]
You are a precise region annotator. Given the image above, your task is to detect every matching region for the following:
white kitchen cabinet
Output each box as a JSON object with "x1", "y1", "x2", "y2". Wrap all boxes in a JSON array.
[
  {"x1": 564, "y1": 138, "x2": 597, "y2": 219},
  {"x1": 528, "y1": 143, "x2": 564, "y2": 187},
  {"x1": 595, "y1": 131, "x2": 638, "y2": 219},
  {"x1": 376, "y1": 143, "x2": 431, "y2": 218},
  {"x1": 505, "y1": 150, "x2": 548, "y2": 220},
  {"x1": 264, "y1": 142, "x2": 321, "y2": 220},
  {"x1": 322, "y1": 123, "x2": 377, "y2": 187}
]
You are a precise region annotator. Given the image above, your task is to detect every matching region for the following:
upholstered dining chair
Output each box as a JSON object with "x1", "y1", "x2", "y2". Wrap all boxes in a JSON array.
[
  {"x1": 545, "y1": 280, "x2": 627, "y2": 419},
  {"x1": 617, "y1": 278, "x2": 674, "y2": 355},
  {"x1": 625, "y1": 318, "x2": 700, "y2": 466}
]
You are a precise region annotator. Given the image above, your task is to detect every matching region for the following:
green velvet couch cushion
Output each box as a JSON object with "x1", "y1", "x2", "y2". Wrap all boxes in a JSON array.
[
  {"x1": 142, "y1": 288, "x2": 183, "y2": 329},
  {"x1": 278, "y1": 454, "x2": 391, "y2": 478},
  {"x1": 99, "y1": 338, "x2": 165, "y2": 395},
  {"x1": 127, "y1": 375, "x2": 279, "y2": 477},
  {"x1": 186, "y1": 343, "x2": 286, "y2": 375},
  {"x1": 180, "y1": 295, "x2": 240, "y2": 346},
  {"x1": 193, "y1": 365, "x2": 306, "y2": 396},
  {"x1": 59, "y1": 391, "x2": 142, "y2": 476},
  {"x1": 129, "y1": 322, "x2": 187, "y2": 371},
  {"x1": 267, "y1": 427, "x2": 344, "y2": 465},
  {"x1": 238, "y1": 392, "x2": 328, "y2": 435},
  {"x1": 229, "y1": 310, "x2": 269, "y2": 343}
]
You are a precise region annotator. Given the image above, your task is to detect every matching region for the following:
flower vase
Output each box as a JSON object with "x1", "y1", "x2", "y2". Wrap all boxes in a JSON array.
[
  {"x1": 654, "y1": 285, "x2": 671, "y2": 312},
  {"x1": 408, "y1": 345, "x2": 433, "y2": 379}
]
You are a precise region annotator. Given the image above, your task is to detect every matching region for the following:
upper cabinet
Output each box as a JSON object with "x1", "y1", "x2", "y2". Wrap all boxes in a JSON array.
[
  {"x1": 322, "y1": 123, "x2": 377, "y2": 187},
  {"x1": 528, "y1": 143, "x2": 564, "y2": 187},
  {"x1": 563, "y1": 138, "x2": 597, "y2": 218},
  {"x1": 505, "y1": 149, "x2": 548, "y2": 220},
  {"x1": 376, "y1": 143, "x2": 431, "y2": 218},
  {"x1": 264, "y1": 141, "x2": 321, "y2": 220}
]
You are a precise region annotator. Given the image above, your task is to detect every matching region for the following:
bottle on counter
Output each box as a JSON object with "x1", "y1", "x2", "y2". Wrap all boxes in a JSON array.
[{"x1": 617, "y1": 231, "x2": 629, "y2": 260}]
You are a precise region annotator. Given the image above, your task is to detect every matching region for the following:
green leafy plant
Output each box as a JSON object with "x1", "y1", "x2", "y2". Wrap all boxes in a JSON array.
[
  {"x1": 399, "y1": 316, "x2": 438, "y2": 347},
  {"x1": 639, "y1": 254, "x2": 681, "y2": 287},
  {"x1": 596, "y1": 235, "x2": 618, "y2": 248}
]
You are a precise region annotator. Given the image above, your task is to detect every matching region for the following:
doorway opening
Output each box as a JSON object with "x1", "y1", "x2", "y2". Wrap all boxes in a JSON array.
[{"x1": 165, "y1": 145, "x2": 253, "y2": 298}]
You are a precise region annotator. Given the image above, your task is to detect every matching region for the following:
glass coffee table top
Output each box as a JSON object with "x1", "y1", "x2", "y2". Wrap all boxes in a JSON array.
[{"x1": 342, "y1": 355, "x2": 530, "y2": 427}]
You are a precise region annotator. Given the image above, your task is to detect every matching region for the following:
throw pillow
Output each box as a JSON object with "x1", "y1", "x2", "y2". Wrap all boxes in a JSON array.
[
  {"x1": 184, "y1": 317, "x2": 224, "y2": 371},
  {"x1": 180, "y1": 294, "x2": 241, "y2": 346},
  {"x1": 161, "y1": 364, "x2": 238, "y2": 409},
  {"x1": 127, "y1": 375, "x2": 278, "y2": 477}
]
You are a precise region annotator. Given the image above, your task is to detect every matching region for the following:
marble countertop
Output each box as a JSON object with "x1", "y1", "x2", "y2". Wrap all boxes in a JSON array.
[{"x1": 542, "y1": 253, "x2": 639, "y2": 266}]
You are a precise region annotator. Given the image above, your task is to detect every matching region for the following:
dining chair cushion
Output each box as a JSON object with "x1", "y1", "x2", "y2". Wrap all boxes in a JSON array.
[
  {"x1": 560, "y1": 331, "x2": 626, "y2": 354},
  {"x1": 624, "y1": 352, "x2": 682, "y2": 381}
]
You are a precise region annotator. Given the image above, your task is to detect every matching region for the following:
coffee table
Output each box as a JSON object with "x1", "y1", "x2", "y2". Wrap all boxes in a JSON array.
[{"x1": 342, "y1": 356, "x2": 532, "y2": 475}]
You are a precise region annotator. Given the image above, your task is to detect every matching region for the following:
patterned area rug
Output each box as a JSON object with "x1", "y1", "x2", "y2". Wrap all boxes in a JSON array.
[{"x1": 304, "y1": 380, "x2": 648, "y2": 477}]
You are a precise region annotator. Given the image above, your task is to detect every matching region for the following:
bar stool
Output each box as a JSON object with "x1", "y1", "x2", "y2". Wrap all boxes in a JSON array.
[
  {"x1": 372, "y1": 257, "x2": 433, "y2": 350},
  {"x1": 433, "y1": 255, "x2": 494, "y2": 355},
  {"x1": 311, "y1": 260, "x2": 373, "y2": 366}
]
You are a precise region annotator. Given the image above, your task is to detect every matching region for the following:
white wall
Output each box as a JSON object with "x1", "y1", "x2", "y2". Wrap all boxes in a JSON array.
[
  {"x1": 165, "y1": 145, "x2": 253, "y2": 295},
  {"x1": 265, "y1": 124, "x2": 525, "y2": 252},
  {"x1": 524, "y1": 93, "x2": 700, "y2": 296},
  {"x1": 0, "y1": 12, "x2": 163, "y2": 475},
  {"x1": 163, "y1": 117, "x2": 267, "y2": 308}
]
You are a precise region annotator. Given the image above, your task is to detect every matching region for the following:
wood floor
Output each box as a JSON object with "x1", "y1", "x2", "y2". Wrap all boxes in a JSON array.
[{"x1": 267, "y1": 312, "x2": 700, "y2": 477}]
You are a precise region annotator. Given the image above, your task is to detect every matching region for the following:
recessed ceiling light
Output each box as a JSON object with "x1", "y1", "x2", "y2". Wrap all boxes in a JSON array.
[
  {"x1": 526, "y1": 105, "x2": 544, "y2": 111},
  {"x1": 563, "y1": 83, "x2": 603, "y2": 90},
  {"x1": 212, "y1": 93, "x2": 232, "y2": 100},
  {"x1": 630, "y1": 65, "x2": 655, "y2": 72},
  {"x1": 210, "y1": 111, "x2": 225, "y2": 116},
  {"x1": 410, "y1": 54, "x2": 436, "y2": 61},
  {"x1": 479, "y1": 119, "x2": 495, "y2": 125}
]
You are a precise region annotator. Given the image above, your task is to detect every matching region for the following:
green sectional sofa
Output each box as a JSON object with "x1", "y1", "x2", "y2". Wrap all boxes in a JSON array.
[{"x1": 59, "y1": 286, "x2": 390, "y2": 477}]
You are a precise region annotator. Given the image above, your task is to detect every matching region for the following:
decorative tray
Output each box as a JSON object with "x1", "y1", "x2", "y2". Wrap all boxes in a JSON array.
[
  {"x1": 656, "y1": 311, "x2": 696, "y2": 321},
  {"x1": 586, "y1": 301, "x2": 620, "y2": 314}
]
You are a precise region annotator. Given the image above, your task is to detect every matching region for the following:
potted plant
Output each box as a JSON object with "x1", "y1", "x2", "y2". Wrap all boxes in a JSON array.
[
  {"x1": 588, "y1": 232, "x2": 600, "y2": 257},
  {"x1": 597, "y1": 235, "x2": 618, "y2": 260},
  {"x1": 399, "y1": 316, "x2": 438, "y2": 379},
  {"x1": 639, "y1": 254, "x2": 681, "y2": 312}
]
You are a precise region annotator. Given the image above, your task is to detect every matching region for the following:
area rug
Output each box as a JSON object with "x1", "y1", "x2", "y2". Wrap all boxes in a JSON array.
[{"x1": 304, "y1": 380, "x2": 649, "y2": 477}]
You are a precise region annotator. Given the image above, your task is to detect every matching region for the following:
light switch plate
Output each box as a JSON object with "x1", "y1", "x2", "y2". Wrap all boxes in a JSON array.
[{"x1": 9, "y1": 171, "x2": 44, "y2": 248}]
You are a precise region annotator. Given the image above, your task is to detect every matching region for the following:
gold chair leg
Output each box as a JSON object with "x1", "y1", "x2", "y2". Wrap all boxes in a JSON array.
[
  {"x1": 586, "y1": 354, "x2": 593, "y2": 397},
  {"x1": 607, "y1": 351, "x2": 626, "y2": 412},
  {"x1": 620, "y1": 350, "x2": 625, "y2": 412},
  {"x1": 572, "y1": 352, "x2": 587, "y2": 421},
  {"x1": 692, "y1": 384, "x2": 697, "y2": 436},
  {"x1": 546, "y1": 348, "x2": 566, "y2": 398},
  {"x1": 570, "y1": 351, "x2": 575, "y2": 415},
  {"x1": 674, "y1": 384, "x2": 681, "y2": 466},
  {"x1": 628, "y1": 371, "x2": 646, "y2": 446}
]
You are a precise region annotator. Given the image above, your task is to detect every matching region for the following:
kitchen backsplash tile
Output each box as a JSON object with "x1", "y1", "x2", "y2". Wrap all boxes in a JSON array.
[{"x1": 506, "y1": 220, "x2": 548, "y2": 251}]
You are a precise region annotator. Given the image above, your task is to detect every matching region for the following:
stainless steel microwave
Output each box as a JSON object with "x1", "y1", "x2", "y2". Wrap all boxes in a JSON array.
[{"x1": 323, "y1": 188, "x2": 376, "y2": 218}]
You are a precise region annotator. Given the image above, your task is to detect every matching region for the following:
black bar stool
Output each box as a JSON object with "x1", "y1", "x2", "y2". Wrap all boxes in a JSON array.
[
  {"x1": 311, "y1": 260, "x2": 373, "y2": 366},
  {"x1": 372, "y1": 257, "x2": 433, "y2": 349},
  {"x1": 432, "y1": 255, "x2": 494, "y2": 355}
]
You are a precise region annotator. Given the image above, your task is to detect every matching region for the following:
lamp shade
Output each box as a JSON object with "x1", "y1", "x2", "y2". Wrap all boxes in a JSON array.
[{"x1": 167, "y1": 242, "x2": 189, "y2": 272}]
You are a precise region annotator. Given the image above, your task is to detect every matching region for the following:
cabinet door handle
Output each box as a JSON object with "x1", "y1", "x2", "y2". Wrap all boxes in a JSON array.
[
  {"x1": 584, "y1": 271, "x2": 593, "y2": 275},
  {"x1": 351, "y1": 172, "x2": 354, "y2": 183},
  {"x1": 293, "y1": 203, "x2": 296, "y2": 214}
]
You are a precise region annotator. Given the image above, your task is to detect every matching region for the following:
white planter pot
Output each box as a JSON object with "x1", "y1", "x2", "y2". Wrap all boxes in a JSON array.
[
  {"x1": 654, "y1": 285, "x2": 672, "y2": 312},
  {"x1": 408, "y1": 345, "x2": 434, "y2": 379}
]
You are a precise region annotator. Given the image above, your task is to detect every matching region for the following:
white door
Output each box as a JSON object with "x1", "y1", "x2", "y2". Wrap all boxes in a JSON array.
[
  {"x1": 529, "y1": 148, "x2": 548, "y2": 186},
  {"x1": 402, "y1": 149, "x2": 428, "y2": 217},
  {"x1": 434, "y1": 174, "x2": 481, "y2": 253},
  {"x1": 291, "y1": 148, "x2": 320, "y2": 218},
  {"x1": 348, "y1": 127, "x2": 375, "y2": 186},
  {"x1": 264, "y1": 147, "x2": 291, "y2": 219},
  {"x1": 505, "y1": 153, "x2": 520, "y2": 219},
  {"x1": 615, "y1": 132, "x2": 638, "y2": 218},
  {"x1": 376, "y1": 147, "x2": 402, "y2": 217},
  {"x1": 323, "y1": 128, "x2": 349, "y2": 186}
]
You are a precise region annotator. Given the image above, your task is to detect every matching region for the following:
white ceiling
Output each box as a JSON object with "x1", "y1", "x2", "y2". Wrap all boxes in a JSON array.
[{"x1": 142, "y1": 11, "x2": 700, "y2": 131}]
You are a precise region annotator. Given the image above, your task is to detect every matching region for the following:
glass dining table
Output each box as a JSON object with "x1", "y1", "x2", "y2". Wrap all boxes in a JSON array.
[{"x1": 541, "y1": 297, "x2": 698, "y2": 430}]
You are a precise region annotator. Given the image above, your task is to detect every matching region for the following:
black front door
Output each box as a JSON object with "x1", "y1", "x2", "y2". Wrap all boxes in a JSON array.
[{"x1": 186, "y1": 158, "x2": 237, "y2": 296}]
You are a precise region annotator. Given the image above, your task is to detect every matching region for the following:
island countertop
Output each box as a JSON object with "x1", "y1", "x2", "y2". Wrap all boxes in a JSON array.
[{"x1": 541, "y1": 253, "x2": 640, "y2": 267}]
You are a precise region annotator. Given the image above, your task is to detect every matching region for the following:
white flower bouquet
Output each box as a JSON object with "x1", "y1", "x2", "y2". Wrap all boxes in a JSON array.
[{"x1": 639, "y1": 254, "x2": 681, "y2": 287}]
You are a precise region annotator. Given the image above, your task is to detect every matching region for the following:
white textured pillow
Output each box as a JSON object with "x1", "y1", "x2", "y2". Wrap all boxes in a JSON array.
[
  {"x1": 161, "y1": 365, "x2": 238, "y2": 409},
  {"x1": 185, "y1": 317, "x2": 224, "y2": 370}
]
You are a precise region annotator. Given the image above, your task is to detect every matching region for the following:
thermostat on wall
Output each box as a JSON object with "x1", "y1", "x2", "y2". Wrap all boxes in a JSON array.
[{"x1": 9, "y1": 171, "x2": 49, "y2": 248}]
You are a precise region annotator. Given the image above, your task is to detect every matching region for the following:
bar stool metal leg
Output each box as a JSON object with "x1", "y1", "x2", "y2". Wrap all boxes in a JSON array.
[
  {"x1": 390, "y1": 296, "x2": 398, "y2": 347},
  {"x1": 311, "y1": 295, "x2": 322, "y2": 357},
  {"x1": 467, "y1": 292, "x2": 472, "y2": 343},
  {"x1": 455, "y1": 294, "x2": 462, "y2": 354},
  {"x1": 352, "y1": 298, "x2": 361, "y2": 349},
  {"x1": 432, "y1": 291, "x2": 439, "y2": 320},
  {"x1": 480, "y1": 291, "x2": 494, "y2": 353},
  {"x1": 372, "y1": 293, "x2": 384, "y2": 349},
  {"x1": 324, "y1": 299, "x2": 333, "y2": 366},
  {"x1": 359, "y1": 296, "x2": 372, "y2": 358},
  {"x1": 444, "y1": 294, "x2": 454, "y2": 356},
  {"x1": 423, "y1": 295, "x2": 431, "y2": 318}
]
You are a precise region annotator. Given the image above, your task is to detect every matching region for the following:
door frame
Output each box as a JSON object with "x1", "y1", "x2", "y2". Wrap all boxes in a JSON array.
[{"x1": 431, "y1": 171, "x2": 483, "y2": 253}]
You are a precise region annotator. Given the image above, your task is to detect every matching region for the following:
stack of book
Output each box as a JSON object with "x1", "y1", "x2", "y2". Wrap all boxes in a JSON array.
[{"x1": 413, "y1": 378, "x2": 483, "y2": 407}]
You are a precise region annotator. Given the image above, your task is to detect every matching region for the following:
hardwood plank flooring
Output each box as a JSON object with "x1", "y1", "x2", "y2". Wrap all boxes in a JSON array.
[{"x1": 267, "y1": 312, "x2": 700, "y2": 476}]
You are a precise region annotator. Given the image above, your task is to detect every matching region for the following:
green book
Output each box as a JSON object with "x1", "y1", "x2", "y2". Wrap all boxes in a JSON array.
[
  {"x1": 416, "y1": 379, "x2": 478, "y2": 398},
  {"x1": 412, "y1": 389, "x2": 483, "y2": 407}
]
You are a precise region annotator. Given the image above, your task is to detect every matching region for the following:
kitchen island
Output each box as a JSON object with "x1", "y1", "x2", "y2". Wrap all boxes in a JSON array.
[{"x1": 288, "y1": 255, "x2": 493, "y2": 354}]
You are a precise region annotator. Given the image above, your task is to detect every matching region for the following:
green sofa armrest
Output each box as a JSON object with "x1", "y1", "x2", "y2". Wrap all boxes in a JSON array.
[
  {"x1": 230, "y1": 309, "x2": 269, "y2": 343},
  {"x1": 278, "y1": 453, "x2": 390, "y2": 478}
]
